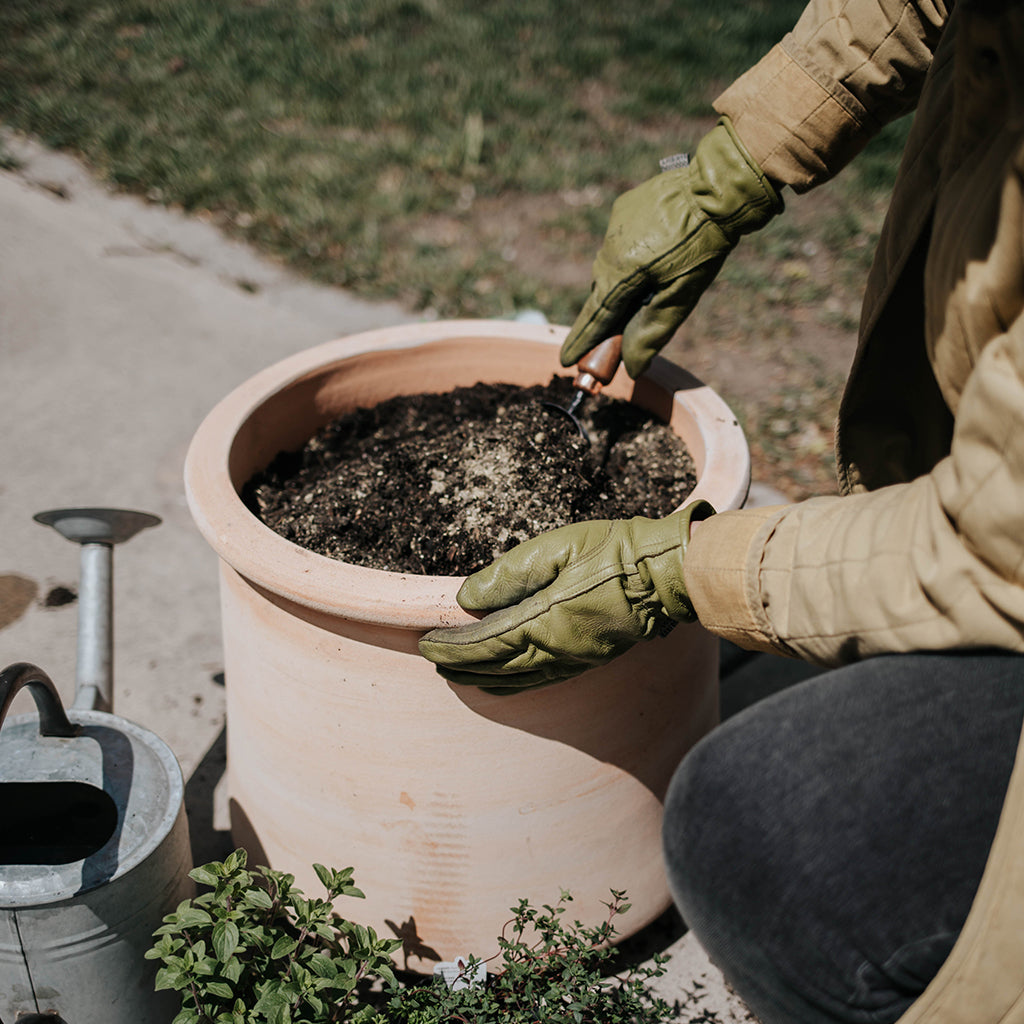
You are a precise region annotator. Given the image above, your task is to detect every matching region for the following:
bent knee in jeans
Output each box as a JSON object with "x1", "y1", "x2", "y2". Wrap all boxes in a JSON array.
[{"x1": 662, "y1": 650, "x2": 1024, "y2": 1024}]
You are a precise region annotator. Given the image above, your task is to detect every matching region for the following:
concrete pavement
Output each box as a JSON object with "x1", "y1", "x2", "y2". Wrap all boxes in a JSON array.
[{"x1": 0, "y1": 129, "x2": 758, "y2": 1021}]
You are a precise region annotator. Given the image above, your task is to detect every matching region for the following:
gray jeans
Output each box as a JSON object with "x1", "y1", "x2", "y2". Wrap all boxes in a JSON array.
[{"x1": 662, "y1": 650, "x2": 1024, "y2": 1024}]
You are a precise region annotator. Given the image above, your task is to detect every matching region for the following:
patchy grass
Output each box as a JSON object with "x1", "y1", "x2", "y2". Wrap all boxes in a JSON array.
[{"x1": 0, "y1": 0, "x2": 910, "y2": 494}]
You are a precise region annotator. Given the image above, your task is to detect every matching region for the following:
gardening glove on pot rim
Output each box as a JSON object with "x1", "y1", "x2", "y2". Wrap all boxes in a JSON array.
[
  {"x1": 418, "y1": 500, "x2": 715, "y2": 693},
  {"x1": 561, "y1": 116, "x2": 783, "y2": 379}
]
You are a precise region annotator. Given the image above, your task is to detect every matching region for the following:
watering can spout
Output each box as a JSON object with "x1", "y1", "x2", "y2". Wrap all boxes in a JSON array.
[{"x1": 33, "y1": 508, "x2": 161, "y2": 713}]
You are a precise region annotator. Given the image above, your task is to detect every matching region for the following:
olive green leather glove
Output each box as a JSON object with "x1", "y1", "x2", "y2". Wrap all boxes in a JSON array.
[
  {"x1": 419, "y1": 500, "x2": 714, "y2": 693},
  {"x1": 562, "y1": 116, "x2": 782, "y2": 379}
]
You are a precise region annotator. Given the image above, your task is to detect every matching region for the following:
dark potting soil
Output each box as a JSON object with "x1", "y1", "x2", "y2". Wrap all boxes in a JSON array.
[{"x1": 244, "y1": 376, "x2": 697, "y2": 576}]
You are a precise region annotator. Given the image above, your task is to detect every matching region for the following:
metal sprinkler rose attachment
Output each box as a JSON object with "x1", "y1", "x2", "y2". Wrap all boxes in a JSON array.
[{"x1": 32, "y1": 507, "x2": 161, "y2": 713}]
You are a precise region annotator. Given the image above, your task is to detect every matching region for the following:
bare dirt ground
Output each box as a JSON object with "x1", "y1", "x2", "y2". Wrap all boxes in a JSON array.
[{"x1": 666, "y1": 186, "x2": 869, "y2": 502}]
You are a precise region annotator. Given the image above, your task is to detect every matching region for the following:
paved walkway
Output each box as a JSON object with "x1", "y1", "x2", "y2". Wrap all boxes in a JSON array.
[{"x1": 0, "y1": 130, "x2": 771, "y2": 1021}]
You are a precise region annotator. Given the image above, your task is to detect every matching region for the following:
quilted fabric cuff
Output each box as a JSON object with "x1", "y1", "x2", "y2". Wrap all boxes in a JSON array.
[
  {"x1": 713, "y1": 41, "x2": 873, "y2": 193},
  {"x1": 683, "y1": 505, "x2": 790, "y2": 654}
]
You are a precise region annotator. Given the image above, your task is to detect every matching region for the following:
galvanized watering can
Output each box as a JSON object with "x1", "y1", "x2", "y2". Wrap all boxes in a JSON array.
[{"x1": 0, "y1": 509, "x2": 194, "y2": 1023}]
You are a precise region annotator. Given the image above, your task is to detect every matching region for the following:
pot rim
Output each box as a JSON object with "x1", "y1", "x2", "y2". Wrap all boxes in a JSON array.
[{"x1": 184, "y1": 319, "x2": 749, "y2": 630}]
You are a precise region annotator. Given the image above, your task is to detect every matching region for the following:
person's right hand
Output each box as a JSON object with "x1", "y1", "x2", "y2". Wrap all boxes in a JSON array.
[{"x1": 561, "y1": 116, "x2": 783, "y2": 379}]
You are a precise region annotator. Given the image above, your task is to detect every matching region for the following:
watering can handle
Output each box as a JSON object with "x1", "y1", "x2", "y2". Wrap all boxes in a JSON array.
[{"x1": 0, "y1": 662, "x2": 80, "y2": 738}]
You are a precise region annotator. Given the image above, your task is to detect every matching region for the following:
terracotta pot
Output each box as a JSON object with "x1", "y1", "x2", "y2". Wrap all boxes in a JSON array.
[{"x1": 184, "y1": 319, "x2": 749, "y2": 967}]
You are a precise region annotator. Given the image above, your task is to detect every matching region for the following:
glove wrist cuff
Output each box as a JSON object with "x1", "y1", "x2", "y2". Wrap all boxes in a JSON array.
[
  {"x1": 707, "y1": 115, "x2": 784, "y2": 233},
  {"x1": 646, "y1": 500, "x2": 716, "y2": 622}
]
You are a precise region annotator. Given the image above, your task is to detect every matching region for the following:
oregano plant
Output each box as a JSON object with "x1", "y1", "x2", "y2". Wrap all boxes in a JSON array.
[{"x1": 146, "y1": 849, "x2": 401, "y2": 1024}]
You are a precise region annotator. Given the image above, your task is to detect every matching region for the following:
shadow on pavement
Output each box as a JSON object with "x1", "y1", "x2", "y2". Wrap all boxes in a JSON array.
[{"x1": 184, "y1": 725, "x2": 234, "y2": 867}]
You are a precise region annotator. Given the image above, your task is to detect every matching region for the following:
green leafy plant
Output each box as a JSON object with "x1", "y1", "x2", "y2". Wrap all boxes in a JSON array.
[
  {"x1": 148, "y1": 851, "x2": 679, "y2": 1024},
  {"x1": 146, "y1": 849, "x2": 402, "y2": 1024},
  {"x1": 374, "y1": 888, "x2": 680, "y2": 1024}
]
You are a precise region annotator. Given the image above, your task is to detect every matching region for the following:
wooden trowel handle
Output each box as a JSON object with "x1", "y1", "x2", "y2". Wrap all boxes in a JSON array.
[{"x1": 573, "y1": 335, "x2": 623, "y2": 395}]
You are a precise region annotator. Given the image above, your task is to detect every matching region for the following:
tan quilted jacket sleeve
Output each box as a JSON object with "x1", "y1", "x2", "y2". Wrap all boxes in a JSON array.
[
  {"x1": 714, "y1": 0, "x2": 948, "y2": 190},
  {"x1": 685, "y1": 147, "x2": 1024, "y2": 666}
]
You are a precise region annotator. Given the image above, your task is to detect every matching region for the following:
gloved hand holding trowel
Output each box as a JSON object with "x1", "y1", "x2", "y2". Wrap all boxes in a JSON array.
[{"x1": 419, "y1": 116, "x2": 782, "y2": 691}]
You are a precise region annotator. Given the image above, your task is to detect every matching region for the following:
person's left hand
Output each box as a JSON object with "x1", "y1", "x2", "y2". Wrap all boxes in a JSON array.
[{"x1": 418, "y1": 501, "x2": 714, "y2": 693}]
